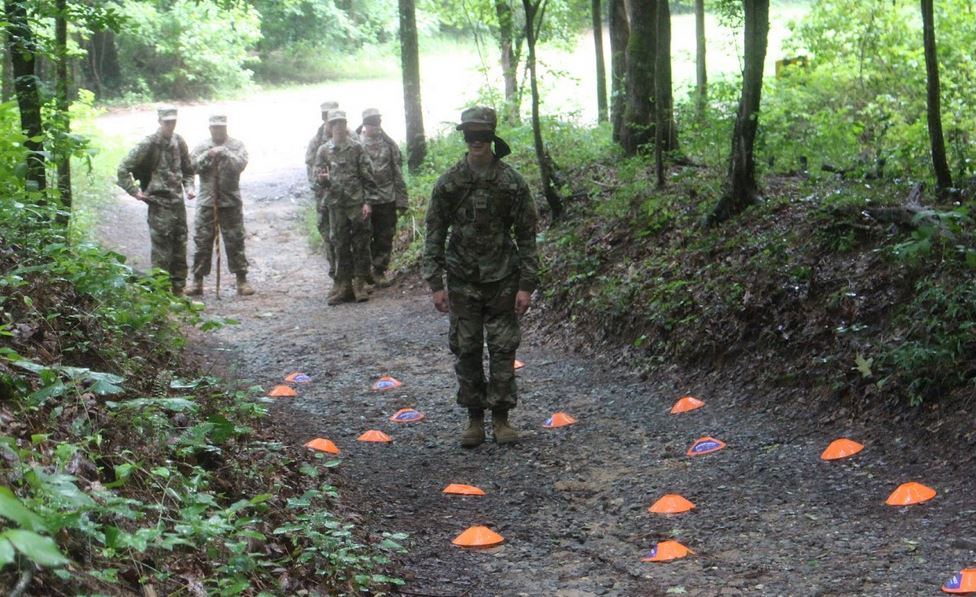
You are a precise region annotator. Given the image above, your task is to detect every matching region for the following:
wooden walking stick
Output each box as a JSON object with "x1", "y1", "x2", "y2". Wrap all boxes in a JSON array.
[{"x1": 212, "y1": 154, "x2": 222, "y2": 300}]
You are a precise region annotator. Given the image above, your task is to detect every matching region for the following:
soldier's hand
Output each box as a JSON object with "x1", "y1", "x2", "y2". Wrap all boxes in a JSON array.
[
  {"x1": 361, "y1": 204, "x2": 372, "y2": 220},
  {"x1": 432, "y1": 289, "x2": 450, "y2": 313},
  {"x1": 515, "y1": 290, "x2": 532, "y2": 316},
  {"x1": 208, "y1": 147, "x2": 222, "y2": 158},
  {"x1": 134, "y1": 190, "x2": 147, "y2": 202},
  {"x1": 186, "y1": 190, "x2": 196, "y2": 200}
]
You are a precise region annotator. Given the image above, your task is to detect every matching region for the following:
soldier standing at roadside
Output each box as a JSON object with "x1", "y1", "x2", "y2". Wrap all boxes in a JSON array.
[
  {"x1": 186, "y1": 114, "x2": 254, "y2": 297},
  {"x1": 358, "y1": 108, "x2": 408, "y2": 288},
  {"x1": 117, "y1": 105, "x2": 196, "y2": 295},
  {"x1": 422, "y1": 106, "x2": 540, "y2": 448},
  {"x1": 306, "y1": 101, "x2": 339, "y2": 278},
  {"x1": 313, "y1": 111, "x2": 380, "y2": 305}
]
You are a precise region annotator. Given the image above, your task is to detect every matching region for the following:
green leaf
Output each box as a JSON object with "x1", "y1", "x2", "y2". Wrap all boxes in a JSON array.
[
  {"x1": 0, "y1": 538, "x2": 14, "y2": 567},
  {"x1": 2, "y1": 529, "x2": 69, "y2": 567},
  {"x1": 854, "y1": 353, "x2": 874, "y2": 378},
  {"x1": 0, "y1": 487, "x2": 46, "y2": 532}
]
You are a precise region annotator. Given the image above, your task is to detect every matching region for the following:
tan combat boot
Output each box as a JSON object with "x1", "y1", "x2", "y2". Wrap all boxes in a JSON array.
[
  {"x1": 328, "y1": 281, "x2": 352, "y2": 305},
  {"x1": 492, "y1": 408, "x2": 519, "y2": 444},
  {"x1": 236, "y1": 273, "x2": 255, "y2": 296},
  {"x1": 186, "y1": 278, "x2": 204, "y2": 296},
  {"x1": 460, "y1": 409, "x2": 486, "y2": 448},
  {"x1": 352, "y1": 278, "x2": 370, "y2": 302}
]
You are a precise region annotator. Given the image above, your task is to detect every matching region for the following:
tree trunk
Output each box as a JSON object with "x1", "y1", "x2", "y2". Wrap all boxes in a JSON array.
[
  {"x1": 2, "y1": 30, "x2": 13, "y2": 102},
  {"x1": 592, "y1": 0, "x2": 608, "y2": 122},
  {"x1": 654, "y1": 0, "x2": 676, "y2": 186},
  {"x1": 5, "y1": 0, "x2": 46, "y2": 192},
  {"x1": 55, "y1": 0, "x2": 72, "y2": 214},
  {"x1": 523, "y1": 0, "x2": 564, "y2": 220},
  {"x1": 619, "y1": 0, "x2": 656, "y2": 155},
  {"x1": 707, "y1": 0, "x2": 769, "y2": 226},
  {"x1": 608, "y1": 0, "x2": 628, "y2": 142},
  {"x1": 398, "y1": 0, "x2": 427, "y2": 172},
  {"x1": 921, "y1": 0, "x2": 952, "y2": 197},
  {"x1": 496, "y1": 0, "x2": 519, "y2": 123},
  {"x1": 83, "y1": 29, "x2": 122, "y2": 97},
  {"x1": 695, "y1": 0, "x2": 707, "y2": 118}
]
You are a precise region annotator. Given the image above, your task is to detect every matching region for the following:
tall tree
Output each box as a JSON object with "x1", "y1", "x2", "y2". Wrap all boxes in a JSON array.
[
  {"x1": 608, "y1": 0, "x2": 628, "y2": 142},
  {"x1": 495, "y1": 0, "x2": 521, "y2": 123},
  {"x1": 619, "y1": 0, "x2": 656, "y2": 155},
  {"x1": 55, "y1": 0, "x2": 72, "y2": 211},
  {"x1": 523, "y1": 0, "x2": 564, "y2": 219},
  {"x1": 592, "y1": 0, "x2": 608, "y2": 122},
  {"x1": 920, "y1": 0, "x2": 952, "y2": 197},
  {"x1": 694, "y1": 0, "x2": 707, "y2": 117},
  {"x1": 707, "y1": 0, "x2": 769, "y2": 225},
  {"x1": 5, "y1": 0, "x2": 46, "y2": 192},
  {"x1": 398, "y1": 0, "x2": 427, "y2": 172},
  {"x1": 654, "y1": 0, "x2": 675, "y2": 186}
]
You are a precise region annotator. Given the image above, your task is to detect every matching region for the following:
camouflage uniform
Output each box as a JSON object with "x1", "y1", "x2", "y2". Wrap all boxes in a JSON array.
[
  {"x1": 116, "y1": 106, "x2": 195, "y2": 291},
  {"x1": 306, "y1": 102, "x2": 339, "y2": 278},
  {"x1": 422, "y1": 111, "x2": 540, "y2": 414},
  {"x1": 313, "y1": 113, "x2": 380, "y2": 289},
  {"x1": 189, "y1": 128, "x2": 250, "y2": 281},
  {"x1": 359, "y1": 108, "x2": 408, "y2": 279}
]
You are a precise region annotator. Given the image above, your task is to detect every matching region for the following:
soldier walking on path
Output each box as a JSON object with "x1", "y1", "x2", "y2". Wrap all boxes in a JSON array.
[
  {"x1": 306, "y1": 101, "x2": 339, "y2": 279},
  {"x1": 186, "y1": 114, "x2": 254, "y2": 297},
  {"x1": 117, "y1": 105, "x2": 196, "y2": 295},
  {"x1": 422, "y1": 106, "x2": 540, "y2": 448},
  {"x1": 358, "y1": 108, "x2": 409, "y2": 288},
  {"x1": 313, "y1": 110, "x2": 380, "y2": 305}
]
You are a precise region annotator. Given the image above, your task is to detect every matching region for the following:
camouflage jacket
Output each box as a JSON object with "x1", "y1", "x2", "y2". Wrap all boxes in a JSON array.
[
  {"x1": 313, "y1": 137, "x2": 380, "y2": 209},
  {"x1": 360, "y1": 130, "x2": 408, "y2": 209},
  {"x1": 190, "y1": 137, "x2": 248, "y2": 208},
  {"x1": 305, "y1": 124, "x2": 328, "y2": 185},
  {"x1": 117, "y1": 131, "x2": 195, "y2": 206},
  {"x1": 422, "y1": 157, "x2": 539, "y2": 293}
]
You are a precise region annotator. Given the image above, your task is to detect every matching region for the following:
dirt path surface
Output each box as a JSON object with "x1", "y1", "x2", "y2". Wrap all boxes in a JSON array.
[{"x1": 96, "y1": 117, "x2": 974, "y2": 597}]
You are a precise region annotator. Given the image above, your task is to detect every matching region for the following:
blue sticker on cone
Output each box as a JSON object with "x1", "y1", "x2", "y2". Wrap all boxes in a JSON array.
[
  {"x1": 371, "y1": 376, "x2": 402, "y2": 391},
  {"x1": 946, "y1": 574, "x2": 963, "y2": 590},
  {"x1": 390, "y1": 408, "x2": 425, "y2": 423},
  {"x1": 687, "y1": 436, "x2": 727, "y2": 456}
]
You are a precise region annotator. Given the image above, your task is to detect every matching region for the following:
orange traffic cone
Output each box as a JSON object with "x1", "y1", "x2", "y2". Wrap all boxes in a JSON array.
[
  {"x1": 357, "y1": 430, "x2": 392, "y2": 443},
  {"x1": 443, "y1": 484, "x2": 486, "y2": 496},
  {"x1": 687, "y1": 436, "x2": 726, "y2": 456},
  {"x1": 304, "y1": 438, "x2": 340, "y2": 455},
  {"x1": 452, "y1": 526, "x2": 504, "y2": 548},
  {"x1": 371, "y1": 376, "x2": 402, "y2": 391},
  {"x1": 514, "y1": 359, "x2": 525, "y2": 370},
  {"x1": 390, "y1": 408, "x2": 425, "y2": 423},
  {"x1": 670, "y1": 396, "x2": 704, "y2": 414},
  {"x1": 268, "y1": 385, "x2": 297, "y2": 397},
  {"x1": 285, "y1": 372, "x2": 311, "y2": 383},
  {"x1": 943, "y1": 568, "x2": 976, "y2": 594},
  {"x1": 648, "y1": 494, "x2": 695, "y2": 514},
  {"x1": 821, "y1": 438, "x2": 864, "y2": 461},
  {"x1": 641, "y1": 540, "x2": 693, "y2": 562},
  {"x1": 886, "y1": 482, "x2": 936, "y2": 506},
  {"x1": 543, "y1": 412, "x2": 577, "y2": 429}
]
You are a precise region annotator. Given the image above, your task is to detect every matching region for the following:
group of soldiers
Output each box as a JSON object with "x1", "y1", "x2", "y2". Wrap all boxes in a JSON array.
[{"x1": 117, "y1": 101, "x2": 542, "y2": 447}]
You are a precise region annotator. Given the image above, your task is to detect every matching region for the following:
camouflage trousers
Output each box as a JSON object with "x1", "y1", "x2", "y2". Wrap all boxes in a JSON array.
[
  {"x1": 369, "y1": 202, "x2": 397, "y2": 275},
  {"x1": 315, "y1": 192, "x2": 336, "y2": 279},
  {"x1": 329, "y1": 203, "x2": 372, "y2": 282},
  {"x1": 147, "y1": 202, "x2": 188, "y2": 289},
  {"x1": 191, "y1": 205, "x2": 248, "y2": 278},
  {"x1": 448, "y1": 273, "x2": 521, "y2": 411}
]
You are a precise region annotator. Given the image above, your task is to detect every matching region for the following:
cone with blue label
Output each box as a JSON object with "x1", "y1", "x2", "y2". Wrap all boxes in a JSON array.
[
  {"x1": 670, "y1": 396, "x2": 704, "y2": 414},
  {"x1": 885, "y1": 481, "x2": 936, "y2": 506},
  {"x1": 821, "y1": 438, "x2": 864, "y2": 460},
  {"x1": 390, "y1": 408, "x2": 425, "y2": 423},
  {"x1": 285, "y1": 372, "x2": 311, "y2": 383},
  {"x1": 543, "y1": 412, "x2": 577, "y2": 428},
  {"x1": 371, "y1": 376, "x2": 402, "y2": 391},
  {"x1": 268, "y1": 385, "x2": 297, "y2": 397},
  {"x1": 641, "y1": 540, "x2": 693, "y2": 562},
  {"x1": 648, "y1": 494, "x2": 695, "y2": 514},
  {"x1": 452, "y1": 525, "x2": 504, "y2": 548},
  {"x1": 304, "y1": 438, "x2": 340, "y2": 455},
  {"x1": 687, "y1": 436, "x2": 726, "y2": 456},
  {"x1": 942, "y1": 568, "x2": 976, "y2": 594}
]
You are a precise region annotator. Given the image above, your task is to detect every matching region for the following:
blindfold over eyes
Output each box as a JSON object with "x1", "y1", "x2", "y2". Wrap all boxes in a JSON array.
[{"x1": 463, "y1": 129, "x2": 495, "y2": 143}]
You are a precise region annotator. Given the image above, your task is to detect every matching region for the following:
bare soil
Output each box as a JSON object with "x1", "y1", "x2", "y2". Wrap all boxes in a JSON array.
[{"x1": 96, "y1": 108, "x2": 976, "y2": 597}]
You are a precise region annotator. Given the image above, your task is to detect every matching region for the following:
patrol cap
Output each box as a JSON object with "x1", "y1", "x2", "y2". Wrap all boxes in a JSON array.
[
  {"x1": 157, "y1": 105, "x2": 178, "y2": 121},
  {"x1": 327, "y1": 110, "x2": 347, "y2": 123},
  {"x1": 456, "y1": 106, "x2": 497, "y2": 130},
  {"x1": 208, "y1": 114, "x2": 227, "y2": 126},
  {"x1": 320, "y1": 101, "x2": 339, "y2": 112},
  {"x1": 362, "y1": 107, "x2": 382, "y2": 121}
]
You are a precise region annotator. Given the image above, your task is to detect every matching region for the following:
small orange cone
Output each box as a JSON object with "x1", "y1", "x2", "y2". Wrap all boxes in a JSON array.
[
  {"x1": 443, "y1": 484, "x2": 486, "y2": 496},
  {"x1": 390, "y1": 408, "x2": 425, "y2": 423},
  {"x1": 371, "y1": 376, "x2": 402, "y2": 391},
  {"x1": 943, "y1": 568, "x2": 976, "y2": 594},
  {"x1": 670, "y1": 396, "x2": 704, "y2": 414},
  {"x1": 514, "y1": 359, "x2": 525, "y2": 370},
  {"x1": 304, "y1": 438, "x2": 340, "y2": 455},
  {"x1": 648, "y1": 494, "x2": 696, "y2": 514},
  {"x1": 268, "y1": 385, "x2": 297, "y2": 397},
  {"x1": 357, "y1": 430, "x2": 392, "y2": 443},
  {"x1": 543, "y1": 412, "x2": 577, "y2": 428},
  {"x1": 452, "y1": 526, "x2": 504, "y2": 548},
  {"x1": 821, "y1": 438, "x2": 864, "y2": 461},
  {"x1": 687, "y1": 436, "x2": 726, "y2": 456},
  {"x1": 641, "y1": 540, "x2": 693, "y2": 562},
  {"x1": 886, "y1": 481, "x2": 936, "y2": 506},
  {"x1": 285, "y1": 372, "x2": 311, "y2": 383}
]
